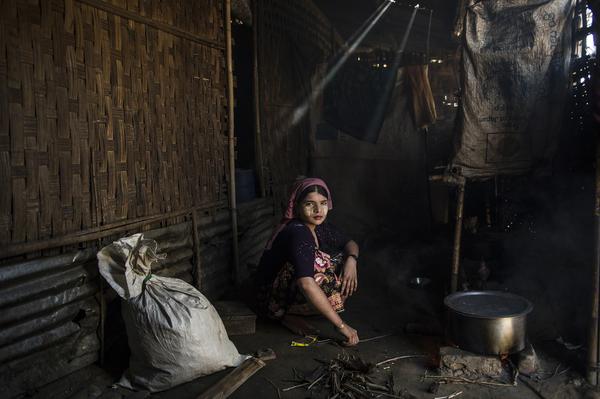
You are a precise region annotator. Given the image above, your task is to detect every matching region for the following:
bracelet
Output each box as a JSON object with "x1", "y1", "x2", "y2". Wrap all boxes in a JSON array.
[
  {"x1": 337, "y1": 322, "x2": 345, "y2": 330},
  {"x1": 345, "y1": 254, "x2": 359, "y2": 261}
]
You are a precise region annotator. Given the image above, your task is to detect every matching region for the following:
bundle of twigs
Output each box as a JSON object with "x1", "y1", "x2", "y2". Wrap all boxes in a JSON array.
[{"x1": 283, "y1": 353, "x2": 411, "y2": 398}]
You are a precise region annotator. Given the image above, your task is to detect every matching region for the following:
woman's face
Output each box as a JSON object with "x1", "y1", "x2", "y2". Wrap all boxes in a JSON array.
[{"x1": 297, "y1": 191, "x2": 328, "y2": 227}]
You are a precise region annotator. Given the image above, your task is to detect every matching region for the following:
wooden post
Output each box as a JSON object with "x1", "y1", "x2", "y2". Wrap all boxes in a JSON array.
[
  {"x1": 452, "y1": 0, "x2": 468, "y2": 40},
  {"x1": 451, "y1": 178, "x2": 466, "y2": 293},
  {"x1": 191, "y1": 209, "x2": 202, "y2": 290},
  {"x1": 225, "y1": 0, "x2": 241, "y2": 284},
  {"x1": 252, "y1": 0, "x2": 266, "y2": 198},
  {"x1": 589, "y1": 140, "x2": 600, "y2": 385},
  {"x1": 196, "y1": 357, "x2": 266, "y2": 399},
  {"x1": 428, "y1": 174, "x2": 466, "y2": 293}
]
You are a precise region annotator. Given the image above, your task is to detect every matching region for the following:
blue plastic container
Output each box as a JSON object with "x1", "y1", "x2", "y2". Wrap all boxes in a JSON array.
[{"x1": 235, "y1": 168, "x2": 256, "y2": 203}]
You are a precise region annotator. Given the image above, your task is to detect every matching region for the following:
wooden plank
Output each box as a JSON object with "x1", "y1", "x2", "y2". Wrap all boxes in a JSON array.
[
  {"x1": 196, "y1": 357, "x2": 265, "y2": 399},
  {"x1": 214, "y1": 301, "x2": 257, "y2": 336}
]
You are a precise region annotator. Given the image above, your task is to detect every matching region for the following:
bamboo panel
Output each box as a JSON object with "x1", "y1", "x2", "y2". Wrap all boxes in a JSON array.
[{"x1": 1, "y1": 0, "x2": 227, "y2": 247}]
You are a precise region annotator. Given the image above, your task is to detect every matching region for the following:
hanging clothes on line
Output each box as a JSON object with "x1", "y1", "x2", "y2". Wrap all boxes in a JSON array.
[{"x1": 405, "y1": 64, "x2": 437, "y2": 130}]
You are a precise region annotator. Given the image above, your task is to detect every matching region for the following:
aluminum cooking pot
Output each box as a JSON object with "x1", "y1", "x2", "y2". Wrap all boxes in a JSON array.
[{"x1": 444, "y1": 291, "x2": 533, "y2": 355}]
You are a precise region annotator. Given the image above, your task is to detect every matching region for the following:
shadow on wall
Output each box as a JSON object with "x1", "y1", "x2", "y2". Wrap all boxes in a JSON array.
[
  {"x1": 316, "y1": 158, "x2": 429, "y2": 240},
  {"x1": 312, "y1": 71, "x2": 432, "y2": 240}
]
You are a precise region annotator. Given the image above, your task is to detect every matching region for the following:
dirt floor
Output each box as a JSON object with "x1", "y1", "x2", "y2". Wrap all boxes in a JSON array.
[{"x1": 26, "y1": 229, "x2": 600, "y2": 399}]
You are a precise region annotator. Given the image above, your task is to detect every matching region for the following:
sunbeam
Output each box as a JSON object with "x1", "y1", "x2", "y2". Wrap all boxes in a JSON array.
[{"x1": 290, "y1": 0, "x2": 403, "y2": 126}]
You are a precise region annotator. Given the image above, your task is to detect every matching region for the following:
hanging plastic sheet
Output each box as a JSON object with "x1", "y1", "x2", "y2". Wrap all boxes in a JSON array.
[{"x1": 451, "y1": 0, "x2": 575, "y2": 179}]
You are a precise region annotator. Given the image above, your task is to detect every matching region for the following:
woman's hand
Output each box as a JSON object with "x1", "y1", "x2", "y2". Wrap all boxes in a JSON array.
[
  {"x1": 341, "y1": 257, "x2": 358, "y2": 297},
  {"x1": 338, "y1": 323, "x2": 359, "y2": 346}
]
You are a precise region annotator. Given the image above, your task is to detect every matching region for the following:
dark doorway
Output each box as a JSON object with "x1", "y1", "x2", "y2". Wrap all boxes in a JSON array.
[{"x1": 233, "y1": 22, "x2": 258, "y2": 203}]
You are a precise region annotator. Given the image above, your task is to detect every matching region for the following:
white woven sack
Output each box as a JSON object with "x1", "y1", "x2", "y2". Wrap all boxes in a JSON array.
[{"x1": 97, "y1": 234, "x2": 246, "y2": 392}]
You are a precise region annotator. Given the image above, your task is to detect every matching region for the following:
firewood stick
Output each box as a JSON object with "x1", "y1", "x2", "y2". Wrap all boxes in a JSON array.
[
  {"x1": 422, "y1": 375, "x2": 514, "y2": 387},
  {"x1": 196, "y1": 357, "x2": 266, "y2": 399},
  {"x1": 376, "y1": 355, "x2": 426, "y2": 367},
  {"x1": 263, "y1": 377, "x2": 282, "y2": 399}
]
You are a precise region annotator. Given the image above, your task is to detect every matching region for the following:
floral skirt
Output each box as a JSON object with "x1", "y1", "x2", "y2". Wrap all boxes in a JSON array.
[{"x1": 258, "y1": 250, "x2": 345, "y2": 319}]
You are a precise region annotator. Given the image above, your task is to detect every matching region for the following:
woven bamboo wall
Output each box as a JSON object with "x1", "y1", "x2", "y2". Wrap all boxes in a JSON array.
[
  {"x1": 256, "y1": 0, "x2": 335, "y2": 203},
  {"x1": 0, "y1": 0, "x2": 227, "y2": 248}
]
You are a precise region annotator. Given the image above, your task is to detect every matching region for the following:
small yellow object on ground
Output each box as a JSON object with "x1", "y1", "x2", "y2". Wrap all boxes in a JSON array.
[{"x1": 290, "y1": 335, "x2": 318, "y2": 347}]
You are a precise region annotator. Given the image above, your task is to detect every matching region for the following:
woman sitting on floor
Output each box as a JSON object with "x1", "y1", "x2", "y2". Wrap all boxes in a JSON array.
[{"x1": 257, "y1": 177, "x2": 360, "y2": 346}]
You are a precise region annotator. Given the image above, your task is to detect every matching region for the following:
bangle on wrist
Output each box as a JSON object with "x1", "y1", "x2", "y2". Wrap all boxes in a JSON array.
[{"x1": 345, "y1": 254, "x2": 359, "y2": 261}]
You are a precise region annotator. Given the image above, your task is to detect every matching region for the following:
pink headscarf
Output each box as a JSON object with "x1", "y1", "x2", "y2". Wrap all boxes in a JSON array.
[{"x1": 265, "y1": 177, "x2": 333, "y2": 250}]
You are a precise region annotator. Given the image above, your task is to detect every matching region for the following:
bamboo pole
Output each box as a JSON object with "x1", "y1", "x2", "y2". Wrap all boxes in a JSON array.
[
  {"x1": 451, "y1": 178, "x2": 466, "y2": 293},
  {"x1": 429, "y1": 174, "x2": 466, "y2": 293},
  {"x1": 191, "y1": 209, "x2": 202, "y2": 290},
  {"x1": 76, "y1": 0, "x2": 225, "y2": 50},
  {"x1": 588, "y1": 140, "x2": 600, "y2": 385},
  {"x1": 0, "y1": 202, "x2": 223, "y2": 260},
  {"x1": 252, "y1": 0, "x2": 266, "y2": 198},
  {"x1": 225, "y1": 0, "x2": 241, "y2": 284}
]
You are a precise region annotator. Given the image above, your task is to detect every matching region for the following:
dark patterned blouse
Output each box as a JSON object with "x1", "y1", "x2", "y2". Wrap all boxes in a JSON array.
[{"x1": 257, "y1": 219, "x2": 349, "y2": 285}]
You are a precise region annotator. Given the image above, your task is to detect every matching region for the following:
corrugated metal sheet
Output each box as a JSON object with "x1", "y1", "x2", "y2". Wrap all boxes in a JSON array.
[
  {"x1": 0, "y1": 199, "x2": 276, "y2": 397},
  {"x1": 0, "y1": 249, "x2": 100, "y2": 398},
  {"x1": 238, "y1": 199, "x2": 277, "y2": 268},
  {"x1": 146, "y1": 222, "x2": 194, "y2": 284}
]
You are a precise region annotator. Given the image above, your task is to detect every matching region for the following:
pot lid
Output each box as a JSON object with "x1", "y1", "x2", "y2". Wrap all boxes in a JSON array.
[{"x1": 444, "y1": 290, "x2": 533, "y2": 319}]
